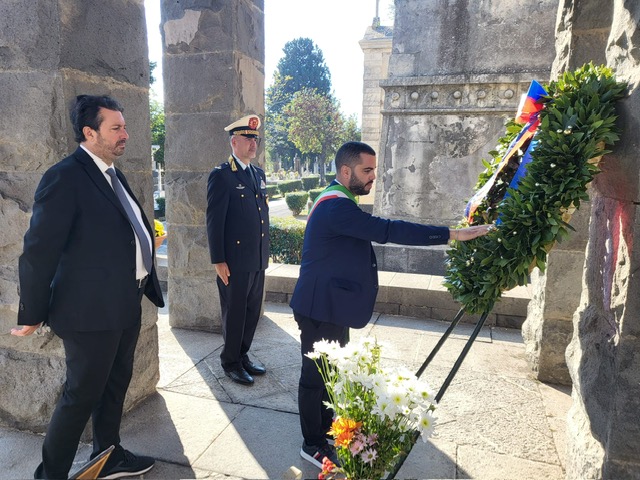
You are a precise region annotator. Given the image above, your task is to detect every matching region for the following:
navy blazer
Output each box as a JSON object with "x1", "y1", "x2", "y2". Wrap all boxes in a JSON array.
[
  {"x1": 290, "y1": 182, "x2": 450, "y2": 328},
  {"x1": 206, "y1": 156, "x2": 269, "y2": 272},
  {"x1": 17, "y1": 147, "x2": 164, "y2": 332}
]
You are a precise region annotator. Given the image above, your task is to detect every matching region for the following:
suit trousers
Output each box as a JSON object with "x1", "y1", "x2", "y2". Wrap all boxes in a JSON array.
[
  {"x1": 217, "y1": 270, "x2": 265, "y2": 369},
  {"x1": 294, "y1": 311, "x2": 349, "y2": 447},
  {"x1": 35, "y1": 323, "x2": 141, "y2": 479}
]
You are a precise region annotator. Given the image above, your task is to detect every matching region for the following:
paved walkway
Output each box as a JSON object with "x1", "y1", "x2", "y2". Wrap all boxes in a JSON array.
[{"x1": 0, "y1": 301, "x2": 571, "y2": 479}]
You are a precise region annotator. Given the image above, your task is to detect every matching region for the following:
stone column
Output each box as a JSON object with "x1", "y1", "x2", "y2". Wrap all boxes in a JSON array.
[
  {"x1": 359, "y1": 23, "x2": 392, "y2": 212},
  {"x1": 0, "y1": 0, "x2": 158, "y2": 431},
  {"x1": 563, "y1": 2, "x2": 640, "y2": 478},
  {"x1": 161, "y1": 1, "x2": 264, "y2": 331},
  {"x1": 373, "y1": 0, "x2": 557, "y2": 275}
]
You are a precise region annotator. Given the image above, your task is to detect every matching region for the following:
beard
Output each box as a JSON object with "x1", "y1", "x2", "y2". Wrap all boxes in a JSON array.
[{"x1": 348, "y1": 173, "x2": 372, "y2": 196}]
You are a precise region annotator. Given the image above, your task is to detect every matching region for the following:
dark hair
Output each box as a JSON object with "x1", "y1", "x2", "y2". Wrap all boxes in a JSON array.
[
  {"x1": 334, "y1": 141, "x2": 376, "y2": 171},
  {"x1": 70, "y1": 95, "x2": 124, "y2": 143}
]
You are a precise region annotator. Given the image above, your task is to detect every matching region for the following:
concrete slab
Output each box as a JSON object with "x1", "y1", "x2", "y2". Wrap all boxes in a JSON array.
[
  {"x1": 0, "y1": 301, "x2": 570, "y2": 480},
  {"x1": 193, "y1": 405, "x2": 309, "y2": 479},
  {"x1": 457, "y1": 444, "x2": 564, "y2": 479},
  {"x1": 119, "y1": 390, "x2": 243, "y2": 466}
]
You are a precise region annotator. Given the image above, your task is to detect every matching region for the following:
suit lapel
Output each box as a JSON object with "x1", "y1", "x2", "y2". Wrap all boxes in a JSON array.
[{"x1": 73, "y1": 147, "x2": 153, "y2": 240}]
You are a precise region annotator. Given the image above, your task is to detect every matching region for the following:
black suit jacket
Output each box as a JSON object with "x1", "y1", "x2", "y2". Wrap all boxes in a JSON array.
[
  {"x1": 206, "y1": 155, "x2": 269, "y2": 272},
  {"x1": 18, "y1": 147, "x2": 164, "y2": 333}
]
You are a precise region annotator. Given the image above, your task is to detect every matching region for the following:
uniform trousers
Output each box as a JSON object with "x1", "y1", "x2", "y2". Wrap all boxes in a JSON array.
[
  {"x1": 217, "y1": 270, "x2": 265, "y2": 369},
  {"x1": 294, "y1": 311, "x2": 349, "y2": 447},
  {"x1": 35, "y1": 322, "x2": 141, "y2": 479}
]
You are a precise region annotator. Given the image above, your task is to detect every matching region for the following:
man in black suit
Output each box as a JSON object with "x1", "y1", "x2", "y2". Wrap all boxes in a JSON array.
[
  {"x1": 206, "y1": 114, "x2": 269, "y2": 385},
  {"x1": 11, "y1": 95, "x2": 164, "y2": 479}
]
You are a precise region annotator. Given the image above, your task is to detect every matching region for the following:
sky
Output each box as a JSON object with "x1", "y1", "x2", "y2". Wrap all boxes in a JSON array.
[{"x1": 144, "y1": 0, "x2": 394, "y2": 122}]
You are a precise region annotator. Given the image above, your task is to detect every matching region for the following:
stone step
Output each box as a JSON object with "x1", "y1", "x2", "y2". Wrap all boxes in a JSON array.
[{"x1": 265, "y1": 263, "x2": 531, "y2": 329}]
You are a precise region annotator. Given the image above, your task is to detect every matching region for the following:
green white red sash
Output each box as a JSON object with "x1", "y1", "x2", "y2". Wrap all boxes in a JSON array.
[{"x1": 307, "y1": 183, "x2": 358, "y2": 219}]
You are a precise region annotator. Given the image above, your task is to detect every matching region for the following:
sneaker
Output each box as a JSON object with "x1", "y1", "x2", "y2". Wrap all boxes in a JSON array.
[
  {"x1": 300, "y1": 441, "x2": 340, "y2": 469},
  {"x1": 97, "y1": 449, "x2": 155, "y2": 479}
]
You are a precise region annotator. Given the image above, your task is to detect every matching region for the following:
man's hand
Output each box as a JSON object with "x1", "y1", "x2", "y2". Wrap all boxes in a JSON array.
[
  {"x1": 11, "y1": 324, "x2": 42, "y2": 336},
  {"x1": 215, "y1": 262, "x2": 231, "y2": 286},
  {"x1": 450, "y1": 224, "x2": 495, "y2": 242}
]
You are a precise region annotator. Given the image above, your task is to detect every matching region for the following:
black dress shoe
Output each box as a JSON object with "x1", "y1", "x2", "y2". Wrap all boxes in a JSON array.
[
  {"x1": 242, "y1": 357, "x2": 266, "y2": 375},
  {"x1": 224, "y1": 366, "x2": 254, "y2": 385}
]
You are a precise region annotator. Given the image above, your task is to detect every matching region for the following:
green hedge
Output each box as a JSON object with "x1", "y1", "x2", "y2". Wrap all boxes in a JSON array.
[
  {"x1": 308, "y1": 188, "x2": 324, "y2": 202},
  {"x1": 269, "y1": 216, "x2": 306, "y2": 264},
  {"x1": 301, "y1": 175, "x2": 320, "y2": 190},
  {"x1": 154, "y1": 197, "x2": 165, "y2": 219},
  {"x1": 266, "y1": 184, "x2": 279, "y2": 198},
  {"x1": 325, "y1": 173, "x2": 336, "y2": 184},
  {"x1": 285, "y1": 191, "x2": 309, "y2": 216},
  {"x1": 278, "y1": 179, "x2": 303, "y2": 194}
]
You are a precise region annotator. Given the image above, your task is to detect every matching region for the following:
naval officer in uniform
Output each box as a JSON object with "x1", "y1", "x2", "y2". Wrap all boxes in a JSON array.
[{"x1": 206, "y1": 114, "x2": 269, "y2": 385}]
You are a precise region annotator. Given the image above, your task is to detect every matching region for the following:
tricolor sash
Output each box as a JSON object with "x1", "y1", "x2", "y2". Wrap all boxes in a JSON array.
[{"x1": 307, "y1": 183, "x2": 358, "y2": 219}]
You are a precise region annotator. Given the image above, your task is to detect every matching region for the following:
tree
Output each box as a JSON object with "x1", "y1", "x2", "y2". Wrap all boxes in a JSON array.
[
  {"x1": 284, "y1": 88, "x2": 344, "y2": 185},
  {"x1": 275, "y1": 38, "x2": 332, "y2": 105},
  {"x1": 266, "y1": 38, "x2": 333, "y2": 170},
  {"x1": 340, "y1": 114, "x2": 362, "y2": 144},
  {"x1": 150, "y1": 98, "x2": 165, "y2": 166}
]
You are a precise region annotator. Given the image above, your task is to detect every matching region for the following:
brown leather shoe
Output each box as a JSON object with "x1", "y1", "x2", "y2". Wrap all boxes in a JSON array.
[{"x1": 224, "y1": 366, "x2": 254, "y2": 385}]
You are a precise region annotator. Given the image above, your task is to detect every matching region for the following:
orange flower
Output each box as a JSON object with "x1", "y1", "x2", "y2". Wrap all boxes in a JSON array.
[{"x1": 328, "y1": 417, "x2": 362, "y2": 448}]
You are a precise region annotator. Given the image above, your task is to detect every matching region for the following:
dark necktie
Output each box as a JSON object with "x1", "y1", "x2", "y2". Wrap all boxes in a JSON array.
[
  {"x1": 106, "y1": 168, "x2": 153, "y2": 273},
  {"x1": 245, "y1": 165, "x2": 257, "y2": 191}
]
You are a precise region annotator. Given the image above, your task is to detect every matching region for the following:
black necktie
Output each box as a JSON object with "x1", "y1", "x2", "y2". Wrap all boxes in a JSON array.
[
  {"x1": 106, "y1": 168, "x2": 153, "y2": 273},
  {"x1": 245, "y1": 165, "x2": 257, "y2": 191}
]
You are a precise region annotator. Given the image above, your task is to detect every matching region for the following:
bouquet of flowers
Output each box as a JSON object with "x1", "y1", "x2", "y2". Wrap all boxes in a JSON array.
[
  {"x1": 154, "y1": 219, "x2": 166, "y2": 237},
  {"x1": 308, "y1": 337, "x2": 437, "y2": 480}
]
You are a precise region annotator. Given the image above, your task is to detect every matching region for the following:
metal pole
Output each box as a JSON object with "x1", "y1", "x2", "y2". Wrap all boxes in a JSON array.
[
  {"x1": 415, "y1": 307, "x2": 465, "y2": 379},
  {"x1": 385, "y1": 310, "x2": 491, "y2": 479},
  {"x1": 435, "y1": 311, "x2": 489, "y2": 403}
]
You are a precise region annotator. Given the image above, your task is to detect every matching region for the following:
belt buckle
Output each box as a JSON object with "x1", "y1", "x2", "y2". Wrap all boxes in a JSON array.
[{"x1": 137, "y1": 276, "x2": 147, "y2": 289}]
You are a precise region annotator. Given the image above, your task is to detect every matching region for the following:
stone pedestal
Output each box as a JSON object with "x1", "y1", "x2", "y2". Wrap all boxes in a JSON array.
[
  {"x1": 161, "y1": 1, "x2": 264, "y2": 331},
  {"x1": 374, "y1": 0, "x2": 556, "y2": 274},
  {"x1": 0, "y1": 0, "x2": 159, "y2": 431}
]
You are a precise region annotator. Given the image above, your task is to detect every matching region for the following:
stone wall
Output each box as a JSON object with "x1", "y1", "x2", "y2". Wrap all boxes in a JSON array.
[
  {"x1": 374, "y1": 0, "x2": 557, "y2": 273},
  {"x1": 161, "y1": 1, "x2": 264, "y2": 331},
  {"x1": 558, "y1": 1, "x2": 640, "y2": 478},
  {"x1": 0, "y1": 0, "x2": 159, "y2": 431}
]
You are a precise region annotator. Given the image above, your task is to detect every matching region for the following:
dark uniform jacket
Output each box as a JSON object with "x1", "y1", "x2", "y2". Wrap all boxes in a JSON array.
[
  {"x1": 206, "y1": 155, "x2": 269, "y2": 272},
  {"x1": 17, "y1": 147, "x2": 164, "y2": 332},
  {"x1": 290, "y1": 181, "x2": 450, "y2": 329}
]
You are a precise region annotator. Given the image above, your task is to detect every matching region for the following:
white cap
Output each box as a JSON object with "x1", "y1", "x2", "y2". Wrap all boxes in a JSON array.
[{"x1": 224, "y1": 114, "x2": 261, "y2": 136}]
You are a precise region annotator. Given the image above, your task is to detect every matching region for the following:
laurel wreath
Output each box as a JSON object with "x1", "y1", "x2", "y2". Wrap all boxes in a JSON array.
[{"x1": 443, "y1": 63, "x2": 627, "y2": 314}]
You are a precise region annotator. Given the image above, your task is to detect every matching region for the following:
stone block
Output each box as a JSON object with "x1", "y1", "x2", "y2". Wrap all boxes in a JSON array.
[
  {"x1": 166, "y1": 225, "x2": 211, "y2": 273},
  {"x1": 0, "y1": 345, "x2": 65, "y2": 431},
  {"x1": 59, "y1": 1, "x2": 150, "y2": 88},
  {"x1": 164, "y1": 171, "x2": 208, "y2": 225},
  {"x1": 162, "y1": 1, "x2": 263, "y2": 59},
  {"x1": 0, "y1": 73, "x2": 67, "y2": 170},
  {"x1": 162, "y1": 52, "x2": 242, "y2": 114},
  {"x1": 168, "y1": 274, "x2": 221, "y2": 331},
  {"x1": 0, "y1": 0, "x2": 61, "y2": 70},
  {"x1": 0, "y1": 172, "x2": 41, "y2": 211},
  {"x1": 373, "y1": 302, "x2": 400, "y2": 315},
  {"x1": 164, "y1": 113, "x2": 233, "y2": 171}
]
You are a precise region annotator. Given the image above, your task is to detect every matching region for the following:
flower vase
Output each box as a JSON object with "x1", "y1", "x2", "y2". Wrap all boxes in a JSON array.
[{"x1": 154, "y1": 234, "x2": 166, "y2": 249}]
